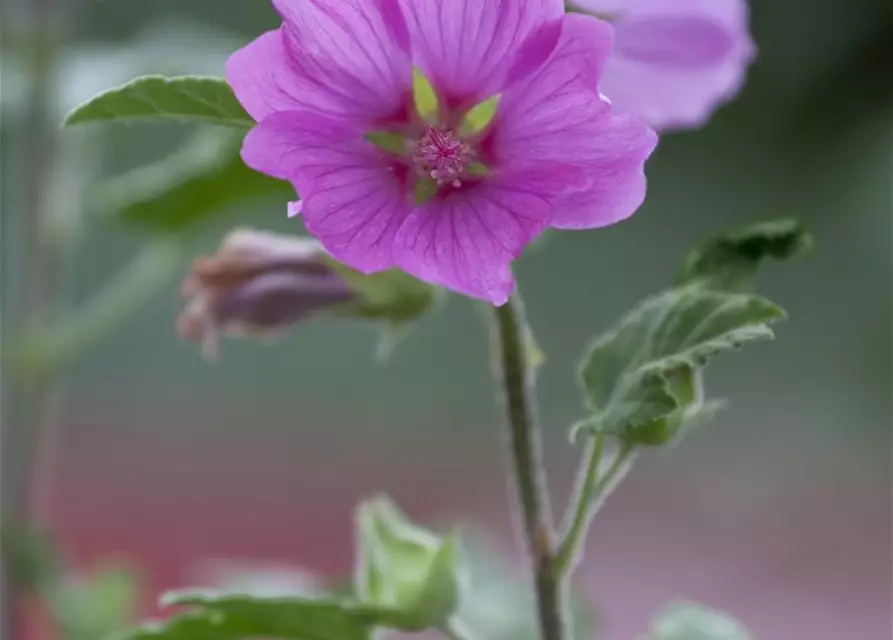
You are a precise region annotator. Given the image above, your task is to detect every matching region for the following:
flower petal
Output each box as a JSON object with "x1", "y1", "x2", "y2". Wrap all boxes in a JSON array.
[
  {"x1": 550, "y1": 113, "x2": 656, "y2": 229},
  {"x1": 489, "y1": 14, "x2": 656, "y2": 230},
  {"x1": 228, "y1": 1, "x2": 412, "y2": 125},
  {"x1": 393, "y1": 179, "x2": 553, "y2": 305},
  {"x1": 226, "y1": 29, "x2": 306, "y2": 122},
  {"x1": 397, "y1": 0, "x2": 564, "y2": 105},
  {"x1": 494, "y1": 14, "x2": 615, "y2": 171},
  {"x1": 577, "y1": 0, "x2": 755, "y2": 130},
  {"x1": 242, "y1": 111, "x2": 410, "y2": 272}
]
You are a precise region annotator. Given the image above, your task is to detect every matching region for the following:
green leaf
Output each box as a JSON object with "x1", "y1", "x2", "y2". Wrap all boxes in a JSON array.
[
  {"x1": 63, "y1": 75, "x2": 253, "y2": 128},
  {"x1": 354, "y1": 496, "x2": 463, "y2": 631},
  {"x1": 459, "y1": 95, "x2": 501, "y2": 136},
  {"x1": 329, "y1": 265, "x2": 441, "y2": 327},
  {"x1": 649, "y1": 602, "x2": 751, "y2": 640},
  {"x1": 679, "y1": 217, "x2": 814, "y2": 290},
  {"x1": 0, "y1": 524, "x2": 59, "y2": 591},
  {"x1": 116, "y1": 614, "x2": 239, "y2": 640},
  {"x1": 413, "y1": 67, "x2": 440, "y2": 122},
  {"x1": 52, "y1": 564, "x2": 140, "y2": 640},
  {"x1": 578, "y1": 286, "x2": 785, "y2": 445},
  {"x1": 94, "y1": 130, "x2": 292, "y2": 233},
  {"x1": 160, "y1": 591, "x2": 373, "y2": 640},
  {"x1": 365, "y1": 131, "x2": 408, "y2": 156}
]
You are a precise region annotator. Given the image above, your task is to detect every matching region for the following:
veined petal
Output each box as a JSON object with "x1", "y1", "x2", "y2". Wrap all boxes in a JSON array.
[
  {"x1": 493, "y1": 14, "x2": 657, "y2": 230},
  {"x1": 226, "y1": 29, "x2": 307, "y2": 122},
  {"x1": 397, "y1": 0, "x2": 564, "y2": 105},
  {"x1": 550, "y1": 113, "x2": 656, "y2": 229},
  {"x1": 393, "y1": 179, "x2": 553, "y2": 305},
  {"x1": 242, "y1": 111, "x2": 410, "y2": 272},
  {"x1": 229, "y1": 0, "x2": 412, "y2": 125}
]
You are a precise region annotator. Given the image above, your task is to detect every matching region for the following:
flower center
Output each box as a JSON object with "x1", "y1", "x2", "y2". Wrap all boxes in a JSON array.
[{"x1": 414, "y1": 126, "x2": 472, "y2": 188}]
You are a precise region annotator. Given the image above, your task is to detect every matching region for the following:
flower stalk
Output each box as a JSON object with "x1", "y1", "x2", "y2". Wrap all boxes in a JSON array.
[
  {"x1": 555, "y1": 436, "x2": 636, "y2": 575},
  {"x1": 490, "y1": 295, "x2": 567, "y2": 640}
]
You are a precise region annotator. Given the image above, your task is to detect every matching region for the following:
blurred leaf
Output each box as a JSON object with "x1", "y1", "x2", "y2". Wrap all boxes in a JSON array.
[
  {"x1": 0, "y1": 524, "x2": 59, "y2": 591},
  {"x1": 354, "y1": 496, "x2": 462, "y2": 631},
  {"x1": 0, "y1": 527, "x2": 138, "y2": 640},
  {"x1": 160, "y1": 591, "x2": 372, "y2": 640},
  {"x1": 577, "y1": 286, "x2": 785, "y2": 446},
  {"x1": 52, "y1": 564, "x2": 140, "y2": 640},
  {"x1": 648, "y1": 602, "x2": 751, "y2": 640},
  {"x1": 331, "y1": 266, "x2": 441, "y2": 326},
  {"x1": 116, "y1": 614, "x2": 239, "y2": 640},
  {"x1": 94, "y1": 130, "x2": 291, "y2": 233},
  {"x1": 325, "y1": 265, "x2": 441, "y2": 359},
  {"x1": 191, "y1": 559, "x2": 324, "y2": 598},
  {"x1": 63, "y1": 75, "x2": 252, "y2": 128},
  {"x1": 679, "y1": 218, "x2": 814, "y2": 290}
]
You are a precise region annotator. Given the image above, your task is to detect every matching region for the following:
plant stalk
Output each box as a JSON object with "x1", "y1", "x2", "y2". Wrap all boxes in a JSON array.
[
  {"x1": 490, "y1": 295, "x2": 567, "y2": 640},
  {"x1": 555, "y1": 437, "x2": 635, "y2": 575},
  {"x1": 1, "y1": 0, "x2": 63, "y2": 636}
]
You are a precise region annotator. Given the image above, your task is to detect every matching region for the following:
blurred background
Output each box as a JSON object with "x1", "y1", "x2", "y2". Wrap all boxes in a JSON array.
[{"x1": 2, "y1": 0, "x2": 891, "y2": 639}]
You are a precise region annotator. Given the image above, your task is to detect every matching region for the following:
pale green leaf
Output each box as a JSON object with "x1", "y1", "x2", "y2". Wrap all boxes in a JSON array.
[
  {"x1": 354, "y1": 496, "x2": 462, "y2": 631},
  {"x1": 413, "y1": 67, "x2": 440, "y2": 122},
  {"x1": 649, "y1": 602, "x2": 751, "y2": 640},
  {"x1": 63, "y1": 75, "x2": 253, "y2": 128},
  {"x1": 160, "y1": 591, "x2": 372, "y2": 640},
  {"x1": 578, "y1": 286, "x2": 785, "y2": 445},
  {"x1": 679, "y1": 217, "x2": 814, "y2": 290},
  {"x1": 460, "y1": 95, "x2": 501, "y2": 136},
  {"x1": 53, "y1": 565, "x2": 140, "y2": 640},
  {"x1": 328, "y1": 265, "x2": 441, "y2": 327},
  {"x1": 94, "y1": 130, "x2": 292, "y2": 233}
]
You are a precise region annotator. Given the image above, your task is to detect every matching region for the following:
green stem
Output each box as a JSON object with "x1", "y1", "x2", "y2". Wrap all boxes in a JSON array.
[
  {"x1": 555, "y1": 438, "x2": 635, "y2": 575},
  {"x1": 1, "y1": 0, "x2": 63, "y2": 636},
  {"x1": 490, "y1": 295, "x2": 566, "y2": 640}
]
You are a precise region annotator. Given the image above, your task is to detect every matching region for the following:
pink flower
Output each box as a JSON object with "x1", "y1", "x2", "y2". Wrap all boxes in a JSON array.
[
  {"x1": 228, "y1": 0, "x2": 657, "y2": 305},
  {"x1": 574, "y1": 0, "x2": 756, "y2": 130}
]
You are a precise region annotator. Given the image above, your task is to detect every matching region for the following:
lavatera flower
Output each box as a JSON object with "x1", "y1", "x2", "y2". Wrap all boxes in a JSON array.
[
  {"x1": 573, "y1": 0, "x2": 756, "y2": 130},
  {"x1": 228, "y1": 0, "x2": 657, "y2": 305}
]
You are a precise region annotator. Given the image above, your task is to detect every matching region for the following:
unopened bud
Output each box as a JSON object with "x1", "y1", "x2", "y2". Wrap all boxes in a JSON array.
[{"x1": 178, "y1": 229, "x2": 355, "y2": 357}]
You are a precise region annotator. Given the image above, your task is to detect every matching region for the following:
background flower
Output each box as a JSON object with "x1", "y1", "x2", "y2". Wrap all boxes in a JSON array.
[{"x1": 574, "y1": 0, "x2": 756, "y2": 130}]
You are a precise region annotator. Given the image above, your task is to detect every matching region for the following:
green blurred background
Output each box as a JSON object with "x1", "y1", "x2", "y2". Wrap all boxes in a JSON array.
[{"x1": 2, "y1": 0, "x2": 891, "y2": 638}]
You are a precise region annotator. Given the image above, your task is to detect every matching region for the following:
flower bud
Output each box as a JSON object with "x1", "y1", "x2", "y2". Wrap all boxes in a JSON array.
[{"x1": 178, "y1": 229, "x2": 355, "y2": 357}]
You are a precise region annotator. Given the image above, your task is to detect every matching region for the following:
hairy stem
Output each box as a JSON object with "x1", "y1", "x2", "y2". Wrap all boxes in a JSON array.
[
  {"x1": 555, "y1": 437, "x2": 635, "y2": 575},
  {"x1": 490, "y1": 296, "x2": 567, "y2": 640}
]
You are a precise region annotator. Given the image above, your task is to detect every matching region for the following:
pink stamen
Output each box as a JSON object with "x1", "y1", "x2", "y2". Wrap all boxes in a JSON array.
[{"x1": 414, "y1": 126, "x2": 472, "y2": 187}]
